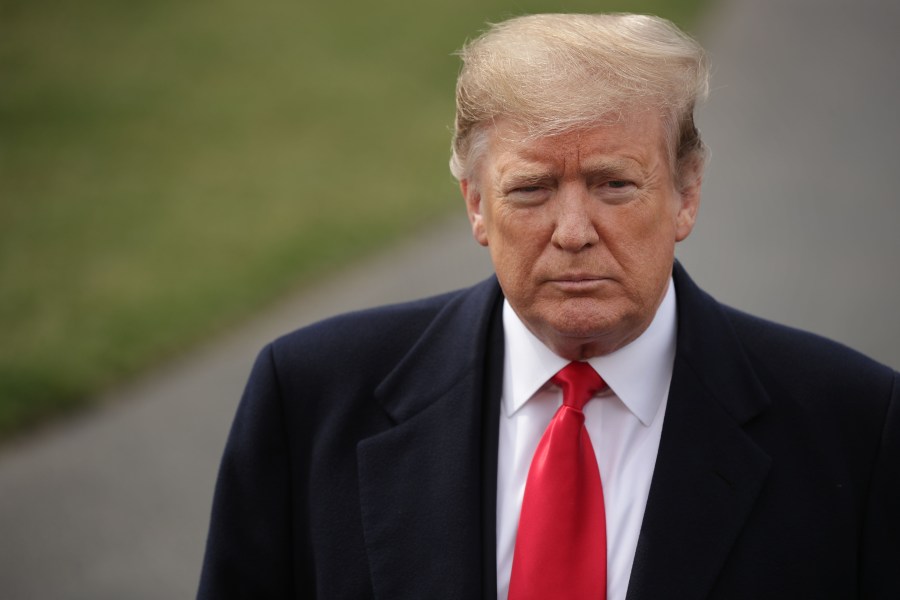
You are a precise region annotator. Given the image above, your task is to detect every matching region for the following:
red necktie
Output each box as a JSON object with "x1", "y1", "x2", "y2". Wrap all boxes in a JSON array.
[{"x1": 508, "y1": 361, "x2": 607, "y2": 600}]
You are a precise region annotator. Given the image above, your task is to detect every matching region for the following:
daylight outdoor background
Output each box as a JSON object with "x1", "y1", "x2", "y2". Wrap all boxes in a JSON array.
[
  {"x1": 4, "y1": 1, "x2": 900, "y2": 598},
  {"x1": 0, "y1": 0, "x2": 707, "y2": 439}
]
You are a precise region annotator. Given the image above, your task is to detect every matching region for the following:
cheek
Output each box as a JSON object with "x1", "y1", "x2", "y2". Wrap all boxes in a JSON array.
[
  {"x1": 600, "y1": 203, "x2": 658, "y2": 247},
  {"x1": 488, "y1": 216, "x2": 550, "y2": 294},
  {"x1": 493, "y1": 210, "x2": 550, "y2": 256},
  {"x1": 601, "y1": 202, "x2": 678, "y2": 271}
]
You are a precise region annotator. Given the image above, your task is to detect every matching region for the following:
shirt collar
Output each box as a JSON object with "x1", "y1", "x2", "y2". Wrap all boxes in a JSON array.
[{"x1": 501, "y1": 277, "x2": 677, "y2": 426}]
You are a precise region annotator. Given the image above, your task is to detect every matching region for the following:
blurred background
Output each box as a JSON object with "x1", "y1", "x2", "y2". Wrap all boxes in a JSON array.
[
  {"x1": 0, "y1": 0, "x2": 703, "y2": 439},
  {"x1": 2, "y1": 0, "x2": 898, "y2": 598}
]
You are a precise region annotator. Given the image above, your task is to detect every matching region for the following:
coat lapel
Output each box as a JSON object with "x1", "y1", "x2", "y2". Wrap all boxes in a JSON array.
[
  {"x1": 356, "y1": 278, "x2": 503, "y2": 600},
  {"x1": 627, "y1": 264, "x2": 773, "y2": 600},
  {"x1": 355, "y1": 266, "x2": 772, "y2": 599}
]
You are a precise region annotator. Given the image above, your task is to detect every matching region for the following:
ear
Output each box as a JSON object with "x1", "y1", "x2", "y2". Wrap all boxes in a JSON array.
[
  {"x1": 674, "y1": 167, "x2": 702, "y2": 242},
  {"x1": 461, "y1": 179, "x2": 489, "y2": 246}
]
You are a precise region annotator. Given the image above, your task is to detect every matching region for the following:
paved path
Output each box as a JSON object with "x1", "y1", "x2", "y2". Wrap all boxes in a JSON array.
[
  {"x1": 1, "y1": 1, "x2": 898, "y2": 598},
  {"x1": 679, "y1": 0, "x2": 900, "y2": 370},
  {"x1": 0, "y1": 217, "x2": 493, "y2": 600}
]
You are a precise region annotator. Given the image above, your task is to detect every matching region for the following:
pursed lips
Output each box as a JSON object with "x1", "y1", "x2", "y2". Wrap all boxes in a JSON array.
[
  {"x1": 546, "y1": 274, "x2": 610, "y2": 292},
  {"x1": 549, "y1": 272, "x2": 607, "y2": 282}
]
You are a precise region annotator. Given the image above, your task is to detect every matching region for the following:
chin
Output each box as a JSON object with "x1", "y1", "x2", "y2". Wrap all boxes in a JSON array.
[{"x1": 546, "y1": 299, "x2": 628, "y2": 339}]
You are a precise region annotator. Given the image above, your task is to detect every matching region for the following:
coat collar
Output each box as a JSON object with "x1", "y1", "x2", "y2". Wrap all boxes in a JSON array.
[
  {"x1": 357, "y1": 277, "x2": 504, "y2": 599},
  {"x1": 627, "y1": 262, "x2": 773, "y2": 600},
  {"x1": 355, "y1": 264, "x2": 775, "y2": 600}
]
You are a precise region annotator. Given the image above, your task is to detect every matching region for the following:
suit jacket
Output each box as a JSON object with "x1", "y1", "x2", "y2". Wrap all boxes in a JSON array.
[{"x1": 198, "y1": 263, "x2": 899, "y2": 599}]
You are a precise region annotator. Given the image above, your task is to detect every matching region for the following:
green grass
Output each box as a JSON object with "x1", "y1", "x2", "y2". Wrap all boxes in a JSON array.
[{"x1": 0, "y1": 0, "x2": 709, "y2": 438}]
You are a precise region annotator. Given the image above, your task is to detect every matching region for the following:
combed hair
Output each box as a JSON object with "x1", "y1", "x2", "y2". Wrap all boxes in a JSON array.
[{"x1": 450, "y1": 13, "x2": 710, "y2": 188}]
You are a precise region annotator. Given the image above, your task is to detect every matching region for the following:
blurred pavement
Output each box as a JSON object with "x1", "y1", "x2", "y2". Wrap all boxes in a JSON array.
[
  {"x1": 1, "y1": 0, "x2": 898, "y2": 597},
  {"x1": 0, "y1": 218, "x2": 493, "y2": 600},
  {"x1": 678, "y1": 0, "x2": 900, "y2": 370}
]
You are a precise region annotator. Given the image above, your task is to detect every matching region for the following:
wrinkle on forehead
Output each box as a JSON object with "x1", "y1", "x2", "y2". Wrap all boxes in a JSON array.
[
  {"x1": 491, "y1": 105, "x2": 660, "y2": 142},
  {"x1": 489, "y1": 122, "x2": 668, "y2": 183}
]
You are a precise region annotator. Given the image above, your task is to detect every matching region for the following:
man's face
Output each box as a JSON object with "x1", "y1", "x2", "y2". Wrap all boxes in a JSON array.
[{"x1": 462, "y1": 114, "x2": 701, "y2": 359}]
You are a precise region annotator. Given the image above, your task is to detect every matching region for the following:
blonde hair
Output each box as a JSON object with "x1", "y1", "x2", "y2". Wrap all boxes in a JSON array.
[{"x1": 450, "y1": 13, "x2": 709, "y2": 188}]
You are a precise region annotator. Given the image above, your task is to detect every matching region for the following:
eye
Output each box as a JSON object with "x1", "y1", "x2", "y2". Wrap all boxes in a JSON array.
[
  {"x1": 504, "y1": 185, "x2": 551, "y2": 205},
  {"x1": 600, "y1": 179, "x2": 637, "y2": 193},
  {"x1": 592, "y1": 179, "x2": 637, "y2": 204}
]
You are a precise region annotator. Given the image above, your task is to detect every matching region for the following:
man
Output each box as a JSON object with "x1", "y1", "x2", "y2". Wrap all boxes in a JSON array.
[{"x1": 198, "y1": 14, "x2": 898, "y2": 599}]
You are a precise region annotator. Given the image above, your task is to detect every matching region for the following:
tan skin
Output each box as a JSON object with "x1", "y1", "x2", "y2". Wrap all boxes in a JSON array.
[{"x1": 461, "y1": 113, "x2": 702, "y2": 360}]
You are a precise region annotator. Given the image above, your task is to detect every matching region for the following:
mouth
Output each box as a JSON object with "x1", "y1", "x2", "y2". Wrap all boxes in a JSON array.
[{"x1": 548, "y1": 275, "x2": 610, "y2": 292}]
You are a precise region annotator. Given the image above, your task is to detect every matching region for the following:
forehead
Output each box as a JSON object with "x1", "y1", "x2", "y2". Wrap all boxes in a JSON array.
[{"x1": 482, "y1": 113, "x2": 670, "y2": 177}]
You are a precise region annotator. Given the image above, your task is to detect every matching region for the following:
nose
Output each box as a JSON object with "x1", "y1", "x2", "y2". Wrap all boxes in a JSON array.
[{"x1": 551, "y1": 187, "x2": 600, "y2": 252}]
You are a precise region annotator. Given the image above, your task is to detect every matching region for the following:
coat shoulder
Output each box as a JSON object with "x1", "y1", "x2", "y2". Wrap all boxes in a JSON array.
[
  {"x1": 265, "y1": 288, "x2": 461, "y2": 387},
  {"x1": 671, "y1": 262, "x2": 896, "y2": 421},
  {"x1": 260, "y1": 277, "x2": 501, "y2": 395},
  {"x1": 721, "y1": 304, "x2": 896, "y2": 396}
]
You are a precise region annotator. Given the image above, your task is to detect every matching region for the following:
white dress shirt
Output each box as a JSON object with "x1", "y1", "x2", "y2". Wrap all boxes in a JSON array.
[{"x1": 496, "y1": 278, "x2": 677, "y2": 600}]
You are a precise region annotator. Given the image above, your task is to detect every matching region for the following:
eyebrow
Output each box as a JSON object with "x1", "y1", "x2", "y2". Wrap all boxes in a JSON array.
[
  {"x1": 500, "y1": 159, "x2": 639, "y2": 187},
  {"x1": 500, "y1": 171, "x2": 556, "y2": 188}
]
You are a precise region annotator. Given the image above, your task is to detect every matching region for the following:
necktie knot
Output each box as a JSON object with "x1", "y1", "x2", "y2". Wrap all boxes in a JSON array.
[
  {"x1": 551, "y1": 361, "x2": 606, "y2": 411},
  {"x1": 510, "y1": 359, "x2": 608, "y2": 599}
]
